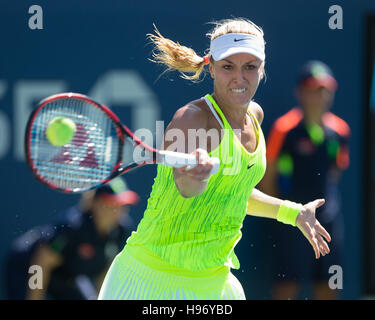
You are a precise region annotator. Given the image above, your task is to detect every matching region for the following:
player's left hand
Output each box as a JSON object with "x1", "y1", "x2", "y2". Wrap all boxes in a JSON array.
[{"x1": 296, "y1": 199, "x2": 331, "y2": 259}]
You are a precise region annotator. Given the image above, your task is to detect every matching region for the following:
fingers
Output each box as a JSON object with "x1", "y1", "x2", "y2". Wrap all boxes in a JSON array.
[
  {"x1": 317, "y1": 234, "x2": 330, "y2": 256},
  {"x1": 298, "y1": 199, "x2": 331, "y2": 259},
  {"x1": 179, "y1": 149, "x2": 214, "y2": 182},
  {"x1": 300, "y1": 221, "x2": 330, "y2": 259},
  {"x1": 309, "y1": 198, "x2": 325, "y2": 209},
  {"x1": 310, "y1": 236, "x2": 320, "y2": 260},
  {"x1": 315, "y1": 221, "x2": 332, "y2": 243},
  {"x1": 311, "y1": 232, "x2": 331, "y2": 259},
  {"x1": 316, "y1": 221, "x2": 331, "y2": 257},
  {"x1": 300, "y1": 223, "x2": 320, "y2": 259},
  {"x1": 311, "y1": 233, "x2": 331, "y2": 259}
]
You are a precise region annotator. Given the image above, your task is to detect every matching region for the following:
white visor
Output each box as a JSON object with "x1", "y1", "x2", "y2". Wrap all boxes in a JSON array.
[{"x1": 210, "y1": 33, "x2": 265, "y2": 62}]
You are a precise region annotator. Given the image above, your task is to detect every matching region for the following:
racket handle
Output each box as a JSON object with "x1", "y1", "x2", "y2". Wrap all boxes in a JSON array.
[
  {"x1": 157, "y1": 150, "x2": 220, "y2": 174},
  {"x1": 210, "y1": 157, "x2": 220, "y2": 174}
]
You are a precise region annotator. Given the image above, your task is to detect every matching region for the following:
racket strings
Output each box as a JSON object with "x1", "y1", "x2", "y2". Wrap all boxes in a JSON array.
[{"x1": 29, "y1": 98, "x2": 120, "y2": 191}]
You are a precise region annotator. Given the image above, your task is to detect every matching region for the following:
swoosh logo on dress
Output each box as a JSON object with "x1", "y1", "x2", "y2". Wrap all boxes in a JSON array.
[{"x1": 247, "y1": 163, "x2": 255, "y2": 169}]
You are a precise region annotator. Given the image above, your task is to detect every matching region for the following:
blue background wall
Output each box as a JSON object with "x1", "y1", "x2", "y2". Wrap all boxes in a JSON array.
[{"x1": 0, "y1": 0, "x2": 374, "y2": 299}]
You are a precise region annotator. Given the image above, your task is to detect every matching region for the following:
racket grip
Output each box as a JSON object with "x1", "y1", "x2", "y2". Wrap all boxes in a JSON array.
[
  {"x1": 210, "y1": 157, "x2": 220, "y2": 175},
  {"x1": 157, "y1": 150, "x2": 220, "y2": 174}
]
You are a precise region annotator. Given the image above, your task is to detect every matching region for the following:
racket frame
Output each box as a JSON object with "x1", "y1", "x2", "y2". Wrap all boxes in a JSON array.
[
  {"x1": 25, "y1": 92, "x2": 219, "y2": 194},
  {"x1": 25, "y1": 93, "x2": 160, "y2": 193}
]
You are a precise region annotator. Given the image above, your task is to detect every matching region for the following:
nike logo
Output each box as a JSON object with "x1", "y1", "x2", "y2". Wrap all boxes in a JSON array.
[
  {"x1": 234, "y1": 38, "x2": 248, "y2": 42},
  {"x1": 247, "y1": 163, "x2": 255, "y2": 169}
]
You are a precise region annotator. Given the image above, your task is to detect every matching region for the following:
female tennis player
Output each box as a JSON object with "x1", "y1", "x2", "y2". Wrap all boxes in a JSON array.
[{"x1": 98, "y1": 18, "x2": 331, "y2": 300}]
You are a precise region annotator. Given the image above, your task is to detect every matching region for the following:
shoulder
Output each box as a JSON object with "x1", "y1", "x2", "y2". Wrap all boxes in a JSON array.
[
  {"x1": 168, "y1": 98, "x2": 211, "y2": 131},
  {"x1": 266, "y1": 108, "x2": 303, "y2": 162},
  {"x1": 249, "y1": 101, "x2": 264, "y2": 125},
  {"x1": 323, "y1": 112, "x2": 351, "y2": 139},
  {"x1": 272, "y1": 107, "x2": 303, "y2": 133}
]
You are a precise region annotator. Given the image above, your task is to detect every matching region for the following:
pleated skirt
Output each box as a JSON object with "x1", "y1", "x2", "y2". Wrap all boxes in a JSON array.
[{"x1": 98, "y1": 244, "x2": 245, "y2": 300}]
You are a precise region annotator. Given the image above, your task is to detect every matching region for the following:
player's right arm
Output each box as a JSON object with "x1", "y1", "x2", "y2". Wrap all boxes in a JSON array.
[{"x1": 163, "y1": 103, "x2": 216, "y2": 198}]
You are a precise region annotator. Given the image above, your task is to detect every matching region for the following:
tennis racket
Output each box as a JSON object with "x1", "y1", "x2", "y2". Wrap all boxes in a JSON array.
[{"x1": 25, "y1": 92, "x2": 220, "y2": 193}]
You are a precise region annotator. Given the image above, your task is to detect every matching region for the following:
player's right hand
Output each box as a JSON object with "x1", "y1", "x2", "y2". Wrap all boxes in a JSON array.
[{"x1": 177, "y1": 148, "x2": 215, "y2": 183}]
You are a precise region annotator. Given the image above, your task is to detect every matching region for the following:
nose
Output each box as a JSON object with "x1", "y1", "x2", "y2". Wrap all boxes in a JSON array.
[{"x1": 233, "y1": 67, "x2": 246, "y2": 82}]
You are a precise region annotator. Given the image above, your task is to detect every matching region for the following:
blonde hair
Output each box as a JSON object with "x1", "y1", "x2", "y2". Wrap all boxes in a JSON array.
[
  {"x1": 148, "y1": 18, "x2": 266, "y2": 82},
  {"x1": 207, "y1": 18, "x2": 265, "y2": 41}
]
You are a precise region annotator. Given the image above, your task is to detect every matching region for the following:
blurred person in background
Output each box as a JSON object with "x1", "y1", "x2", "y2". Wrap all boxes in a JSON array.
[
  {"x1": 260, "y1": 61, "x2": 350, "y2": 300},
  {"x1": 4, "y1": 177, "x2": 139, "y2": 300}
]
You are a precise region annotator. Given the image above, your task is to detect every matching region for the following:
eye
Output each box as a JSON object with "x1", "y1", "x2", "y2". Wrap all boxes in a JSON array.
[
  {"x1": 223, "y1": 65, "x2": 233, "y2": 70},
  {"x1": 245, "y1": 64, "x2": 257, "y2": 70}
]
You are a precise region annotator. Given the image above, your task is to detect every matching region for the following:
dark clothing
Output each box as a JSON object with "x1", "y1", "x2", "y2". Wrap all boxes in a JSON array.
[
  {"x1": 271, "y1": 212, "x2": 344, "y2": 282},
  {"x1": 5, "y1": 206, "x2": 131, "y2": 299},
  {"x1": 266, "y1": 107, "x2": 350, "y2": 282}
]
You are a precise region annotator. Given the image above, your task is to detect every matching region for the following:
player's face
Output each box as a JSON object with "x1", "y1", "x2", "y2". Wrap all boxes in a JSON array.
[{"x1": 209, "y1": 53, "x2": 264, "y2": 107}]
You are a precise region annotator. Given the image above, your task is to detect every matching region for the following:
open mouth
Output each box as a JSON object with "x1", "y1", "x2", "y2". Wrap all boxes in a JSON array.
[{"x1": 230, "y1": 88, "x2": 247, "y2": 93}]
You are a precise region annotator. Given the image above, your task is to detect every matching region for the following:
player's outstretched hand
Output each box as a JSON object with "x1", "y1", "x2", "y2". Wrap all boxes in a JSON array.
[{"x1": 296, "y1": 199, "x2": 332, "y2": 259}]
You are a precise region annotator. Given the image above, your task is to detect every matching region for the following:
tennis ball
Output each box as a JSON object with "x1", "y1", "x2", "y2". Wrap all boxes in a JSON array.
[{"x1": 46, "y1": 117, "x2": 77, "y2": 146}]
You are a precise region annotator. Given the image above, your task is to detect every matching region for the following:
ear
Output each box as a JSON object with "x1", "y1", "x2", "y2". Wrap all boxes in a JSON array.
[
  {"x1": 208, "y1": 60, "x2": 215, "y2": 79},
  {"x1": 260, "y1": 61, "x2": 266, "y2": 80}
]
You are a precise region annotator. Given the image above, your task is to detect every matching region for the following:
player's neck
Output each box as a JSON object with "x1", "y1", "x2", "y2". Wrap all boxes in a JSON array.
[{"x1": 211, "y1": 92, "x2": 249, "y2": 127}]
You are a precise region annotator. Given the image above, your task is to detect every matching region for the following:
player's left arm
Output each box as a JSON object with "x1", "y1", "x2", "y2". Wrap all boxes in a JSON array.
[{"x1": 247, "y1": 188, "x2": 331, "y2": 259}]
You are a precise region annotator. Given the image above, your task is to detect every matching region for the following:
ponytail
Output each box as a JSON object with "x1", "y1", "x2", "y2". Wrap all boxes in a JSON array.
[{"x1": 147, "y1": 25, "x2": 207, "y2": 81}]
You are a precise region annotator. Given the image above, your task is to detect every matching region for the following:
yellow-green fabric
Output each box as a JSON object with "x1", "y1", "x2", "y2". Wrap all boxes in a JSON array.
[
  {"x1": 98, "y1": 244, "x2": 246, "y2": 300},
  {"x1": 126, "y1": 94, "x2": 267, "y2": 270}
]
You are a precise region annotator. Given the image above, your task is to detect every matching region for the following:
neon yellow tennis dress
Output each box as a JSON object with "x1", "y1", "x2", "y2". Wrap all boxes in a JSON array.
[{"x1": 98, "y1": 94, "x2": 266, "y2": 300}]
